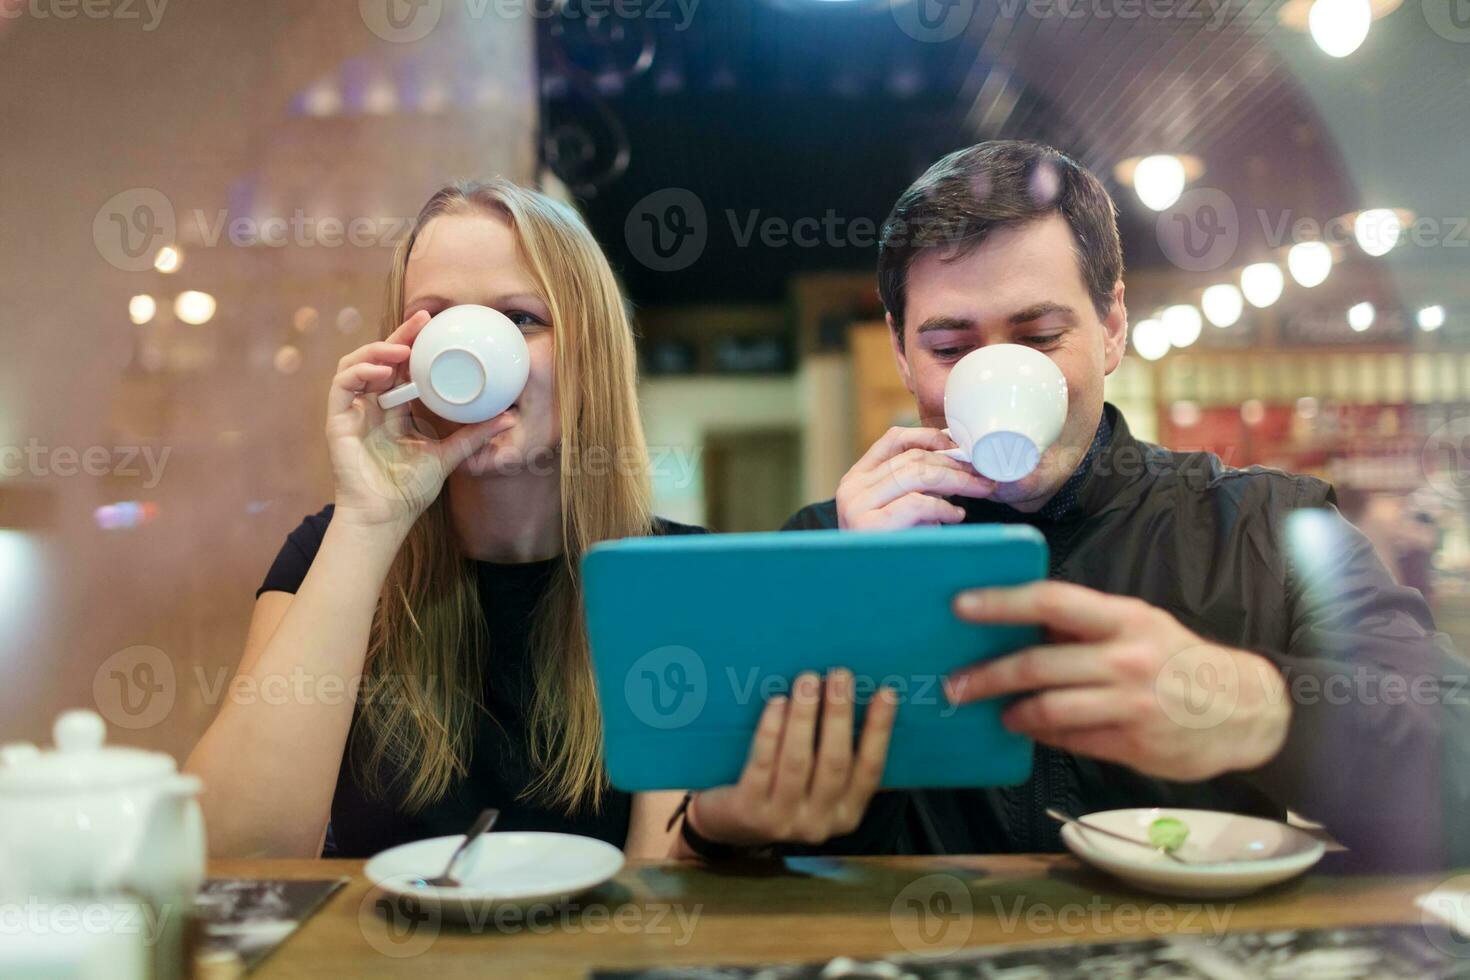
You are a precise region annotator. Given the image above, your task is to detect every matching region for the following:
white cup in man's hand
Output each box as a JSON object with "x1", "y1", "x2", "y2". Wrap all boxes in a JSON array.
[
  {"x1": 378, "y1": 305, "x2": 530, "y2": 424},
  {"x1": 942, "y1": 344, "x2": 1069, "y2": 483}
]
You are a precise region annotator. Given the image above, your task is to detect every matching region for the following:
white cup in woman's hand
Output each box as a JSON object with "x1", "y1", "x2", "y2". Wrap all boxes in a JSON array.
[
  {"x1": 378, "y1": 305, "x2": 530, "y2": 424},
  {"x1": 942, "y1": 344, "x2": 1069, "y2": 483}
]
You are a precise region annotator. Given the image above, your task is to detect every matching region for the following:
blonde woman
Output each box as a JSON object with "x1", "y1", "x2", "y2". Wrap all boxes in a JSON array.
[{"x1": 187, "y1": 179, "x2": 894, "y2": 860}]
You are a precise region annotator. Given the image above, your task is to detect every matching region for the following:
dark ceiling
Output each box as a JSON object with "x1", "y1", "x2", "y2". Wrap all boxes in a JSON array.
[{"x1": 536, "y1": 0, "x2": 1363, "y2": 309}]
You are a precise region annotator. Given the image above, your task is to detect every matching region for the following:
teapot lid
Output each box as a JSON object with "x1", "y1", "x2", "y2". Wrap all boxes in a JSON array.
[{"x1": 0, "y1": 710, "x2": 177, "y2": 793}]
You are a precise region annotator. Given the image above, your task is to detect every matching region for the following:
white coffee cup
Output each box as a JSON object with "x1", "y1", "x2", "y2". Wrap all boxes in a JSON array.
[
  {"x1": 942, "y1": 344, "x2": 1069, "y2": 483},
  {"x1": 378, "y1": 305, "x2": 531, "y2": 424}
]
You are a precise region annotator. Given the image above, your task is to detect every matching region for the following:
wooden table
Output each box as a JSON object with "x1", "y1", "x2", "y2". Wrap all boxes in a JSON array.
[{"x1": 216, "y1": 855, "x2": 1455, "y2": 979}]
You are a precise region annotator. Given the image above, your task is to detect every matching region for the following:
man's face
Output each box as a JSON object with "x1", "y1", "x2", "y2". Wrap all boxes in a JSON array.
[{"x1": 892, "y1": 212, "x2": 1128, "y2": 510}]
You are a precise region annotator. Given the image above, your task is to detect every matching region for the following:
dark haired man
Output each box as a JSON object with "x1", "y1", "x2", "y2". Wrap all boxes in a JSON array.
[{"x1": 778, "y1": 140, "x2": 1470, "y2": 869}]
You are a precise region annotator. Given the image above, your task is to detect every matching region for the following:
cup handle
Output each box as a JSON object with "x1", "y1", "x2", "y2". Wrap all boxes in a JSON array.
[{"x1": 377, "y1": 381, "x2": 419, "y2": 410}]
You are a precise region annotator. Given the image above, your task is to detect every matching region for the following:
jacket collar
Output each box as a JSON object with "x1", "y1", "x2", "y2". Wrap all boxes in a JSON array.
[{"x1": 955, "y1": 402, "x2": 1142, "y2": 526}]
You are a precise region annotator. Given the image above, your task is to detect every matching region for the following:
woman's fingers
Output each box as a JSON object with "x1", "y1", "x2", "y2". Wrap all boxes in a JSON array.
[
  {"x1": 736, "y1": 695, "x2": 788, "y2": 797},
  {"x1": 335, "y1": 341, "x2": 412, "y2": 373},
  {"x1": 769, "y1": 672, "x2": 821, "y2": 811},
  {"x1": 846, "y1": 686, "x2": 897, "y2": 808},
  {"x1": 327, "y1": 362, "x2": 398, "y2": 415},
  {"x1": 808, "y1": 670, "x2": 855, "y2": 806},
  {"x1": 384, "y1": 309, "x2": 432, "y2": 346},
  {"x1": 434, "y1": 412, "x2": 520, "y2": 474}
]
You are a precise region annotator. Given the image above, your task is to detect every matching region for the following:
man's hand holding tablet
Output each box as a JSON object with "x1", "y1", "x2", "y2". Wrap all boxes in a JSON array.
[{"x1": 945, "y1": 581, "x2": 1293, "y2": 782}]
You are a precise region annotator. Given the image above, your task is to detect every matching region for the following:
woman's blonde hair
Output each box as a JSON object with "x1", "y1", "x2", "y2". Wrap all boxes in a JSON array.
[{"x1": 356, "y1": 177, "x2": 652, "y2": 814}]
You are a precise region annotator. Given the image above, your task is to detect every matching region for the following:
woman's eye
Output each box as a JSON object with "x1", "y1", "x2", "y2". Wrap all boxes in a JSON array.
[{"x1": 504, "y1": 310, "x2": 548, "y2": 329}]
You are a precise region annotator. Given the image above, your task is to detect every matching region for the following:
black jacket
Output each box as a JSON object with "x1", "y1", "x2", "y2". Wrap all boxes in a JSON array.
[{"x1": 783, "y1": 404, "x2": 1470, "y2": 870}]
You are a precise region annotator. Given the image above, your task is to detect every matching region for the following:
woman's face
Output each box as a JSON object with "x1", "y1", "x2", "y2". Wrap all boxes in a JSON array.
[{"x1": 401, "y1": 212, "x2": 560, "y2": 478}]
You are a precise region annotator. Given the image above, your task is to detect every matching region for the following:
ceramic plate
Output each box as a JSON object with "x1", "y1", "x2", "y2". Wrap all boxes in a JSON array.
[
  {"x1": 1061, "y1": 807, "x2": 1326, "y2": 898},
  {"x1": 364, "y1": 832, "x2": 625, "y2": 922}
]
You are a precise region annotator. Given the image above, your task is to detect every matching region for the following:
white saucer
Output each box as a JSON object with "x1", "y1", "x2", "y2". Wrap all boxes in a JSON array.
[
  {"x1": 1060, "y1": 808, "x2": 1326, "y2": 898},
  {"x1": 364, "y1": 832, "x2": 625, "y2": 922}
]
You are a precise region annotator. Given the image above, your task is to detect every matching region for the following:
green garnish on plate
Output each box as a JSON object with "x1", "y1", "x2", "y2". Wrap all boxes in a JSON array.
[{"x1": 1148, "y1": 816, "x2": 1190, "y2": 853}]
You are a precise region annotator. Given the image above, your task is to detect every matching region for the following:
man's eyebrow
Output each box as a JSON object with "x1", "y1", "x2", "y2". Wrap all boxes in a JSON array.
[
  {"x1": 1008, "y1": 302, "x2": 1077, "y2": 325},
  {"x1": 914, "y1": 316, "x2": 975, "y2": 334}
]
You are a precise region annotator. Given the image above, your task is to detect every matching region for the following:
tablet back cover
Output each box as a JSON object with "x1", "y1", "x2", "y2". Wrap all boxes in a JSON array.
[{"x1": 583, "y1": 525, "x2": 1047, "y2": 791}]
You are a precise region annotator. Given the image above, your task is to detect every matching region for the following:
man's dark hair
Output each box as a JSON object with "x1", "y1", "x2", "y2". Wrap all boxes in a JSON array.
[{"x1": 877, "y1": 140, "x2": 1123, "y2": 347}]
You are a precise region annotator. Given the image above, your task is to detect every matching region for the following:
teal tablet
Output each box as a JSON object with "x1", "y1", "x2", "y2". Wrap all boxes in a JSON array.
[{"x1": 582, "y1": 525, "x2": 1047, "y2": 792}]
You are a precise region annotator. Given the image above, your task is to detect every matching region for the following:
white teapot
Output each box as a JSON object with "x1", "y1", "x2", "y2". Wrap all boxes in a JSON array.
[{"x1": 0, "y1": 709, "x2": 205, "y2": 904}]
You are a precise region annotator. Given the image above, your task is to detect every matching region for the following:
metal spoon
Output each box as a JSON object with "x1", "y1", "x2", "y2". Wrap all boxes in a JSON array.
[
  {"x1": 1046, "y1": 807, "x2": 1190, "y2": 865},
  {"x1": 416, "y1": 808, "x2": 501, "y2": 888}
]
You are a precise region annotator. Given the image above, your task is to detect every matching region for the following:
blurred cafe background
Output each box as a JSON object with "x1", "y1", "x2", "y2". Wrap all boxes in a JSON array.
[{"x1": 2, "y1": 0, "x2": 1468, "y2": 765}]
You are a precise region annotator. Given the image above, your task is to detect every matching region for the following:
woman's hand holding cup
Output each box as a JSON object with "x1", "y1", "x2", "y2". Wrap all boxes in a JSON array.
[{"x1": 325, "y1": 310, "x2": 516, "y2": 534}]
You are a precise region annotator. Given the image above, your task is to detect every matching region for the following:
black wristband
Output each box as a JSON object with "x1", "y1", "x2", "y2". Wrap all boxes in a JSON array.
[{"x1": 668, "y1": 792, "x2": 771, "y2": 862}]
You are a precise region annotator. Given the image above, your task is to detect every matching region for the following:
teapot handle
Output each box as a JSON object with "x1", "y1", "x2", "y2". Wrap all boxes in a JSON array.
[{"x1": 133, "y1": 774, "x2": 207, "y2": 901}]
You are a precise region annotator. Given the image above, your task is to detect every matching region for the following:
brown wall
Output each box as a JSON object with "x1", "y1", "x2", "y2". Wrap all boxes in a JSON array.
[{"x1": 0, "y1": 3, "x2": 536, "y2": 759}]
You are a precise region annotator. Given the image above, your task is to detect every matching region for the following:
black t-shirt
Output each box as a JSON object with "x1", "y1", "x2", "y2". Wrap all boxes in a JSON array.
[{"x1": 257, "y1": 504, "x2": 707, "y2": 857}]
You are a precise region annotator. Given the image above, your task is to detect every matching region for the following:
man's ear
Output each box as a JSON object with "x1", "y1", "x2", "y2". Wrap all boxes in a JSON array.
[
  {"x1": 1101, "y1": 280, "x2": 1128, "y2": 376},
  {"x1": 887, "y1": 311, "x2": 916, "y2": 395}
]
